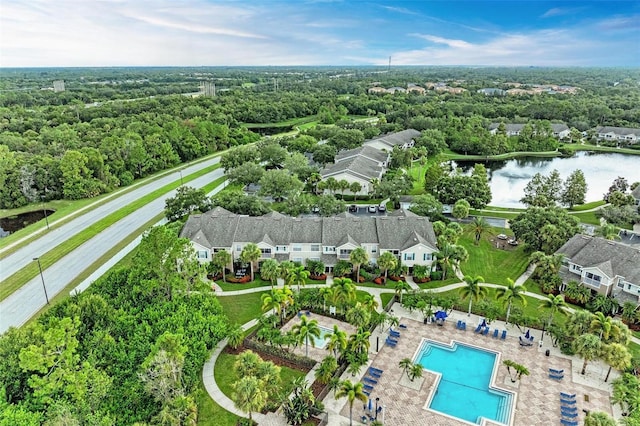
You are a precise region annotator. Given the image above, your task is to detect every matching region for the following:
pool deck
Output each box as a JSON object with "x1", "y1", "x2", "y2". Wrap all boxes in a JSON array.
[{"x1": 316, "y1": 303, "x2": 617, "y2": 426}]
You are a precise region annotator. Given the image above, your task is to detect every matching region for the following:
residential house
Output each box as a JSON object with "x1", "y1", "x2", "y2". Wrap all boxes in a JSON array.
[
  {"x1": 556, "y1": 234, "x2": 640, "y2": 303},
  {"x1": 180, "y1": 207, "x2": 438, "y2": 272},
  {"x1": 488, "y1": 123, "x2": 570, "y2": 139},
  {"x1": 364, "y1": 129, "x2": 421, "y2": 151},
  {"x1": 632, "y1": 185, "x2": 640, "y2": 207},
  {"x1": 595, "y1": 127, "x2": 640, "y2": 145},
  {"x1": 477, "y1": 88, "x2": 506, "y2": 96}
]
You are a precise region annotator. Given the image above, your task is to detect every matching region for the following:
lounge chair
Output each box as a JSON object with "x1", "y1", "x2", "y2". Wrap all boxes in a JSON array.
[
  {"x1": 399, "y1": 324, "x2": 407, "y2": 329},
  {"x1": 560, "y1": 398, "x2": 576, "y2": 405},
  {"x1": 561, "y1": 411, "x2": 578, "y2": 419},
  {"x1": 387, "y1": 336, "x2": 399, "y2": 344},
  {"x1": 390, "y1": 330, "x2": 401, "y2": 338},
  {"x1": 551, "y1": 369, "x2": 565, "y2": 375},
  {"x1": 474, "y1": 324, "x2": 483, "y2": 333},
  {"x1": 560, "y1": 420, "x2": 578, "y2": 426},
  {"x1": 368, "y1": 369, "x2": 382, "y2": 377},
  {"x1": 482, "y1": 327, "x2": 490, "y2": 336},
  {"x1": 363, "y1": 377, "x2": 377, "y2": 385},
  {"x1": 560, "y1": 406, "x2": 577, "y2": 413},
  {"x1": 550, "y1": 373, "x2": 564, "y2": 380},
  {"x1": 363, "y1": 390, "x2": 370, "y2": 397},
  {"x1": 385, "y1": 339, "x2": 397, "y2": 347},
  {"x1": 363, "y1": 383, "x2": 374, "y2": 392},
  {"x1": 370, "y1": 367, "x2": 383, "y2": 374},
  {"x1": 519, "y1": 336, "x2": 533, "y2": 346},
  {"x1": 461, "y1": 322, "x2": 466, "y2": 330},
  {"x1": 492, "y1": 329, "x2": 499, "y2": 338},
  {"x1": 559, "y1": 392, "x2": 575, "y2": 399},
  {"x1": 457, "y1": 320, "x2": 463, "y2": 329}
]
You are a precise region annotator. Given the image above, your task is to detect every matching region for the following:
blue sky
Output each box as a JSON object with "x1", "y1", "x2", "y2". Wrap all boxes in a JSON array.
[{"x1": 1, "y1": 0, "x2": 638, "y2": 67}]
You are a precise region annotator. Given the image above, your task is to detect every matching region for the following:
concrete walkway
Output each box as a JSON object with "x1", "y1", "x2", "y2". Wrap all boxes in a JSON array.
[{"x1": 201, "y1": 266, "x2": 640, "y2": 425}]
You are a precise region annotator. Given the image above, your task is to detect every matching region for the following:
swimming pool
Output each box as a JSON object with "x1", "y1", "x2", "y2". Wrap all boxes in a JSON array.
[
  {"x1": 311, "y1": 325, "x2": 335, "y2": 349},
  {"x1": 415, "y1": 340, "x2": 514, "y2": 425}
]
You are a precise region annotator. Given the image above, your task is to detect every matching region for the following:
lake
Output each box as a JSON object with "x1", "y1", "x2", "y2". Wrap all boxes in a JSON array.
[{"x1": 453, "y1": 151, "x2": 640, "y2": 208}]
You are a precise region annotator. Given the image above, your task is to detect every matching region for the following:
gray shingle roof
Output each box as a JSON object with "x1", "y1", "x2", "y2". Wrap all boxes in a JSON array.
[
  {"x1": 556, "y1": 234, "x2": 640, "y2": 283},
  {"x1": 632, "y1": 185, "x2": 640, "y2": 199},
  {"x1": 596, "y1": 126, "x2": 640, "y2": 136},
  {"x1": 335, "y1": 145, "x2": 389, "y2": 164},
  {"x1": 184, "y1": 210, "x2": 437, "y2": 253},
  {"x1": 320, "y1": 155, "x2": 384, "y2": 181},
  {"x1": 489, "y1": 123, "x2": 568, "y2": 133},
  {"x1": 366, "y1": 129, "x2": 421, "y2": 149}
]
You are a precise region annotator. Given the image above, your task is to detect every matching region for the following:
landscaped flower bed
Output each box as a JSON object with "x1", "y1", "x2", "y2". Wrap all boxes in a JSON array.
[
  {"x1": 373, "y1": 276, "x2": 386, "y2": 285},
  {"x1": 226, "y1": 275, "x2": 251, "y2": 283},
  {"x1": 309, "y1": 274, "x2": 327, "y2": 280}
]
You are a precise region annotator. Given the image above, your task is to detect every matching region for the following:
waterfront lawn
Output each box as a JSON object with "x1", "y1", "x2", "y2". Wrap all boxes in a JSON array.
[{"x1": 458, "y1": 227, "x2": 529, "y2": 285}]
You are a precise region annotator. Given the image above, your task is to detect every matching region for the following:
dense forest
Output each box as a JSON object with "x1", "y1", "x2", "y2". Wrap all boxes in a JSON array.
[{"x1": 2, "y1": 66, "x2": 639, "y2": 209}]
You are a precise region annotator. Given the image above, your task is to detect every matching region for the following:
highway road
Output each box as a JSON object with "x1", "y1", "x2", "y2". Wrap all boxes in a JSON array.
[
  {"x1": 0, "y1": 156, "x2": 220, "y2": 283},
  {"x1": 0, "y1": 168, "x2": 225, "y2": 333}
]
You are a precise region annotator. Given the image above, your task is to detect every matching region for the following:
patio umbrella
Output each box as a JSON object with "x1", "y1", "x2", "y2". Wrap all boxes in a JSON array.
[
  {"x1": 525, "y1": 330, "x2": 530, "y2": 339},
  {"x1": 435, "y1": 311, "x2": 448, "y2": 320},
  {"x1": 368, "y1": 398, "x2": 372, "y2": 412}
]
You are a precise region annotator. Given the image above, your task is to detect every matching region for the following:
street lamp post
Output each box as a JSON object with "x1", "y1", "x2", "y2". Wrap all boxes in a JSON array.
[
  {"x1": 33, "y1": 257, "x2": 49, "y2": 304},
  {"x1": 179, "y1": 170, "x2": 184, "y2": 186},
  {"x1": 375, "y1": 397, "x2": 380, "y2": 420}
]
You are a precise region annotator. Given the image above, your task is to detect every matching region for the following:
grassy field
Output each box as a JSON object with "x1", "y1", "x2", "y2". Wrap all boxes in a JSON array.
[
  {"x1": 0, "y1": 164, "x2": 221, "y2": 302},
  {"x1": 217, "y1": 291, "x2": 269, "y2": 326},
  {"x1": 457, "y1": 226, "x2": 530, "y2": 285},
  {"x1": 196, "y1": 377, "x2": 240, "y2": 426},
  {"x1": 569, "y1": 200, "x2": 606, "y2": 211}
]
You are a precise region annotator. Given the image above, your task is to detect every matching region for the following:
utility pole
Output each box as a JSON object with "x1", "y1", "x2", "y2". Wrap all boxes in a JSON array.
[{"x1": 33, "y1": 257, "x2": 49, "y2": 304}]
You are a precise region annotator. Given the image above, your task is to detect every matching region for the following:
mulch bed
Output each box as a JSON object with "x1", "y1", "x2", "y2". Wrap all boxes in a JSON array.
[{"x1": 223, "y1": 345, "x2": 312, "y2": 374}]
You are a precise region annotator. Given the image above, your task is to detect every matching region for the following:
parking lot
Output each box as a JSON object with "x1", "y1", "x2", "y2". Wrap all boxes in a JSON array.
[{"x1": 347, "y1": 204, "x2": 387, "y2": 217}]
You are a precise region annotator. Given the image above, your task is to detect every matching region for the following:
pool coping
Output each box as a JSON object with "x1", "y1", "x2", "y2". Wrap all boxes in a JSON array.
[{"x1": 411, "y1": 338, "x2": 518, "y2": 426}]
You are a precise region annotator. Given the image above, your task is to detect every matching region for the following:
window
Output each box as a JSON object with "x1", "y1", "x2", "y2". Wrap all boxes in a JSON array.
[
  {"x1": 423, "y1": 253, "x2": 432, "y2": 261},
  {"x1": 198, "y1": 250, "x2": 208, "y2": 259},
  {"x1": 404, "y1": 253, "x2": 415, "y2": 261},
  {"x1": 324, "y1": 246, "x2": 335, "y2": 253},
  {"x1": 293, "y1": 245, "x2": 302, "y2": 252},
  {"x1": 236, "y1": 245, "x2": 241, "y2": 252},
  {"x1": 311, "y1": 244, "x2": 320, "y2": 252},
  {"x1": 371, "y1": 246, "x2": 377, "y2": 253},
  {"x1": 276, "y1": 246, "x2": 287, "y2": 252},
  {"x1": 261, "y1": 248, "x2": 271, "y2": 255},
  {"x1": 293, "y1": 258, "x2": 303, "y2": 263}
]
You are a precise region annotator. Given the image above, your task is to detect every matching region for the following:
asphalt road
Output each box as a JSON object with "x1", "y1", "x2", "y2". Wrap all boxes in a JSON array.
[
  {"x1": 0, "y1": 156, "x2": 220, "y2": 283},
  {"x1": 0, "y1": 167, "x2": 224, "y2": 333}
]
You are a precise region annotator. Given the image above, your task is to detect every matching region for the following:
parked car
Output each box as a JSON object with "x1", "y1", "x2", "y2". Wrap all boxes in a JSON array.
[
  {"x1": 349, "y1": 204, "x2": 358, "y2": 212},
  {"x1": 311, "y1": 206, "x2": 320, "y2": 214},
  {"x1": 368, "y1": 205, "x2": 377, "y2": 213},
  {"x1": 377, "y1": 204, "x2": 386, "y2": 212},
  {"x1": 497, "y1": 234, "x2": 508, "y2": 240}
]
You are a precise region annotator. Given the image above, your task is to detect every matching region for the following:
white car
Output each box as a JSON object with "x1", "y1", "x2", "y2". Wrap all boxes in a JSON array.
[
  {"x1": 368, "y1": 205, "x2": 377, "y2": 213},
  {"x1": 497, "y1": 234, "x2": 508, "y2": 240}
]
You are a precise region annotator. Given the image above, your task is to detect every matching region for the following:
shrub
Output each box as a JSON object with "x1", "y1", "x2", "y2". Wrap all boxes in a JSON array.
[
  {"x1": 333, "y1": 260, "x2": 352, "y2": 277},
  {"x1": 373, "y1": 277, "x2": 386, "y2": 285},
  {"x1": 430, "y1": 270, "x2": 443, "y2": 281}
]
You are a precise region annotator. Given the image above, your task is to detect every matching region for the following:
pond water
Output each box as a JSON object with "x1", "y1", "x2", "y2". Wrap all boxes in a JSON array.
[
  {"x1": 453, "y1": 151, "x2": 640, "y2": 208},
  {"x1": 0, "y1": 209, "x2": 54, "y2": 237}
]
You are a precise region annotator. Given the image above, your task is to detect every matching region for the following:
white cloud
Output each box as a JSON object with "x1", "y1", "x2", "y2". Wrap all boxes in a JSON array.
[
  {"x1": 410, "y1": 34, "x2": 473, "y2": 49},
  {"x1": 380, "y1": 5, "x2": 419, "y2": 15}
]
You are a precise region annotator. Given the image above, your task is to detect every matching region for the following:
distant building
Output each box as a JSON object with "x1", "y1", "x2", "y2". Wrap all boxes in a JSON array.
[
  {"x1": 477, "y1": 88, "x2": 506, "y2": 96},
  {"x1": 488, "y1": 123, "x2": 570, "y2": 139},
  {"x1": 53, "y1": 80, "x2": 65, "y2": 92},
  {"x1": 595, "y1": 126, "x2": 640, "y2": 145}
]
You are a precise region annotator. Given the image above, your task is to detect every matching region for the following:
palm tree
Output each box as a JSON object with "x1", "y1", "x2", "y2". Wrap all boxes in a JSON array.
[
  {"x1": 563, "y1": 280, "x2": 590, "y2": 305},
  {"x1": 240, "y1": 243, "x2": 261, "y2": 281},
  {"x1": 260, "y1": 258, "x2": 279, "y2": 289},
  {"x1": 514, "y1": 363, "x2": 530, "y2": 382},
  {"x1": 565, "y1": 310, "x2": 595, "y2": 337},
  {"x1": 602, "y1": 343, "x2": 632, "y2": 382},
  {"x1": 331, "y1": 278, "x2": 356, "y2": 312},
  {"x1": 261, "y1": 290, "x2": 283, "y2": 319},
  {"x1": 212, "y1": 249, "x2": 232, "y2": 282},
  {"x1": 233, "y1": 376, "x2": 267, "y2": 422},
  {"x1": 338, "y1": 179, "x2": 350, "y2": 199},
  {"x1": 573, "y1": 333, "x2": 602, "y2": 375},
  {"x1": 459, "y1": 275, "x2": 487, "y2": 316},
  {"x1": 361, "y1": 293, "x2": 379, "y2": 314},
  {"x1": 539, "y1": 294, "x2": 569, "y2": 342},
  {"x1": 287, "y1": 265, "x2": 310, "y2": 293},
  {"x1": 335, "y1": 380, "x2": 368, "y2": 426},
  {"x1": 495, "y1": 278, "x2": 527, "y2": 324},
  {"x1": 596, "y1": 223, "x2": 620, "y2": 240},
  {"x1": 399, "y1": 357, "x2": 412, "y2": 378},
  {"x1": 326, "y1": 325, "x2": 347, "y2": 360},
  {"x1": 503, "y1": 359, "x2": 517, "y2": 382},
  {"x1": 319, "y1": 286, "x2": 333, "y2": 313},
  {"x1": 278, "y1": 260, "x2": 295, "y2": 281},
  {"x1": 292, "y1": 315, "x2": 321, "y2": 357},
  {"x1": 377, "y1": 251, "x2": 397, "y2": 281},
  {"x1": 470, "y1": 217, "x2": 490, "y2": 245},
  {"x1": 408, "y1": 364, "x2": 424, "y2": 382},
  {"x1": 227, "y1": 323, "x2": 244, "y2": 350},
  {"x1": 349, "y1": 181, "x2": 362, "y2": 201},
  {"x1": 435, "y1": 243, "x2": 466, "y2": 280},
  {"x1": 584, "y1": 411, "x2": 617, "y2": 426},
  {"x1": 315, "y1": 356, "x2": 338, "y2": 384},
  {"x1": 394, "y1": 280, "x2": 411, "y2": 304},
  {"x1": 349, "y1": 247, "x2": 369, "y2": 283},
  {"x1": 347, "y1": 330, "x2": 371, "y2": 356},
  {"x1": 590, "y1": 312, "x2": 613, "y2": 340},
  {"x1": 346, "y1": 303, "x2": 371, "y2": 330}
]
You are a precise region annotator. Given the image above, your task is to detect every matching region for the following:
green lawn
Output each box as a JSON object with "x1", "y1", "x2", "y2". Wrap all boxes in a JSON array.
[
  {"x1": 217, "y1": 278, "x2": 272, "y2": 292},
  {"x1": 380, "y1": 293, "x2": 394, "y2": 307},
  {"x1": 457, "y1": 227, "x2": 529, "y2": 285},
  {"x1": 418, "y1": 276, "x2": 462, "y2": 289},
  {"x1": 214, "y1": 351, "x2": 306, "y2": 401},
  {"x1": 217, "y1": 291, "x2": 268, "y2": 326},
  {"x1": 196, "y1": 377, "x2": 240, "y2": 426},
  {"x1": 629, "y1": 341, "x2": 640, "y2": 359},
  {"x1": 568, "y1": 211, "x2": 601, "y2": 226},
  {"x1": 569, "y1": 200, "x2": 605, "y2": 211}
]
